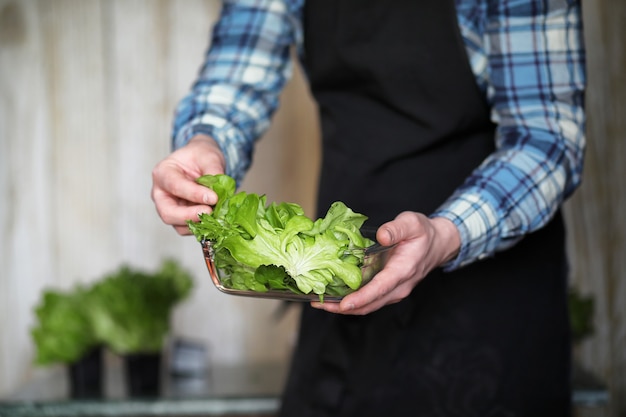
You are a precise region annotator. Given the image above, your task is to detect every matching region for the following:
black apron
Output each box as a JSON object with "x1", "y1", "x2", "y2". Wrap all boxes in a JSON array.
[{"x1": 279, "y1": 1, "x2": 572, "y2": 416}]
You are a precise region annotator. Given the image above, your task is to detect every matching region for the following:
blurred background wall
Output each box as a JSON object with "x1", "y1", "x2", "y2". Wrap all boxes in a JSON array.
[
  {"x1": 0, "y1": 0, "x2": 624, "y2": 415},
  {"x1": 566, "y1": 0, "x2": 626, "y2": 415},
  {"x1": 0, "y1": 0, "x2": 318, "y2": 398}
]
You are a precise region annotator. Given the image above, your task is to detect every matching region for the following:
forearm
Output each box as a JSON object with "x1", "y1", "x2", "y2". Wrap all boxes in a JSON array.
[{"x1": 171, "y1": 0, "x2": 299, "y2": 184}]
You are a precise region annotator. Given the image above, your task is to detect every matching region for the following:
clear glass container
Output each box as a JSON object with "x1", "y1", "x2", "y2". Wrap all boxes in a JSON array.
[{"x1": 200, "y1": 228, "x2": 395, "y2": 302}]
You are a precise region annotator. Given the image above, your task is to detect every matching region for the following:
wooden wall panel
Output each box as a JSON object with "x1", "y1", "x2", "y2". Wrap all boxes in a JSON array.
[
  {"x1": 566, "y1": 0, "x2": 626, "y2": 415},
  {"x1": 0, "y1": 0, "x2": 304, "y2": 395},
  {"x1": 39, "y1": 0, "x2": 116, "y2": 286},
  {"x1": 0, "y1": 0, "x2": 54, "y2": 396}
]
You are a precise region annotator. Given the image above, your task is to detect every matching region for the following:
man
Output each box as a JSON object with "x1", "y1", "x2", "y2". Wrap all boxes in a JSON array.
[{"x1": 152, "y1": 0, "x2": 586, "y2": 415}]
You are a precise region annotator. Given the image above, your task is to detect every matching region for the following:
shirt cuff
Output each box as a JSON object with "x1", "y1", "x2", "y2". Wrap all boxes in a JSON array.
[
  {"x1": 172, "y1": 122, "x2": 252, "y2": 186},
  {"x1": 431, "y1": 192, "x2": 521, "y2": 271}
]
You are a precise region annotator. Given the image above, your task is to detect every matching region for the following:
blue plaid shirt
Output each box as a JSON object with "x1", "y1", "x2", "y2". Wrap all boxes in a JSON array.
[{"x1": 172, "y1": 0, "x2": 586, "y2": 270}]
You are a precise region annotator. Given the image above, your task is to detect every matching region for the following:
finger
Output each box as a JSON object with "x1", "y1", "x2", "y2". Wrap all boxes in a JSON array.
[
  {"x1": 155, "y1": 167, "x2": 219, "y2": 206},
  {"x1": 152, "y1": 187, "x2": 212, "y2": 227},
  {"x1": 341, "y1": 269, "x2": 400, "y2": 311},
  {"x1": 377, "y1": 211, "x2": 426, "y2": 246},
  {"x1": 311, "y1": 271, "x2": 404, "y2": 315},
  {"x1": 174, "y1": 224, "x2": 193, "y2": 236},
  {"x1": 311, "y1": 289, "x2": 393, "y2": 316}
]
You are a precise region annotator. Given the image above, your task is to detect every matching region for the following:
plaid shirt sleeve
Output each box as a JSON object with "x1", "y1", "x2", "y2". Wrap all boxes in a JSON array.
[
  {"x1": 433, "y1": 0, "x2": 586, "y2": 270},
  {"x1": 171, "y1": 0, "x2": 301, "y2": 185}
]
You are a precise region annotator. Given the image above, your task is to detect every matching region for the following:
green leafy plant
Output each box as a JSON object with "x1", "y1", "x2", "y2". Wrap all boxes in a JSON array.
[
  {"x1": 88, "y1": 260, "x2": 193, "y2": 355},
  {"x1": 31, "y1": 259, "x2": 194, "y2": 364},
  {"x1": 187, "y1": 174, "x2": 374, "y2": 301},
  {"x1": 569, "y1": 287, "x2": 595, "y2": 344},
  {"x1": 31, "y1": 286, "x2": 99, "y2": 365}
]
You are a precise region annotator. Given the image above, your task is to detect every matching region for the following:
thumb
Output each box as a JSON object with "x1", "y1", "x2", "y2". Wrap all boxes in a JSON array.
[{"x1": 376, "y1": 211, "x2": 427, "y2": 247}]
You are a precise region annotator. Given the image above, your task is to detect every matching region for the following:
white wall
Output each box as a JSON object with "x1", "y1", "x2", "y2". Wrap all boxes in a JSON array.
[{"x1": 0, "y1": 0, "x2": 320, "y2": 395}]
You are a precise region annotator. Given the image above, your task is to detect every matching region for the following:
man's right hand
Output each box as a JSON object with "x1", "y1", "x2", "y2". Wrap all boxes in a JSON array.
[{"x1": 151, "y1": 134, "x2": 226, "y2": 235}]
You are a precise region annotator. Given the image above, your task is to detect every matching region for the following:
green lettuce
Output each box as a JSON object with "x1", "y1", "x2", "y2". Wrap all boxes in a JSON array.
[
  {"x1": 188, "y1": 174, "x2": 374, "y2": 301},
  {"x1": 88, "y1": 260, "x2": 193, "y2": 354},
  {"x1": 31, "y1": 260, "x2": 194, "y2": 364},
  {"x1": 31, "y1": 287, "x2": 99, "y2": 365}
]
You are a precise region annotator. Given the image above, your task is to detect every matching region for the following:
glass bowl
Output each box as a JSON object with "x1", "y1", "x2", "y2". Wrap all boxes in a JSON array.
[{"x1": 199, "y1": 228, "x2": 395, "y2": 302}]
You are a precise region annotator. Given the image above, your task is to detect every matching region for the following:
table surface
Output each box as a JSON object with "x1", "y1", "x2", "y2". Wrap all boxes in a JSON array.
[
  {"x1": 0, "y1": 356, "x2": 288, "y2": 417},
  {"x1": 0, "y1": 359, "x2": 609, "y2": 417}
]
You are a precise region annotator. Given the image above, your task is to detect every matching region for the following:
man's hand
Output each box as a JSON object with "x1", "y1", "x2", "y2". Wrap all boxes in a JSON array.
[
  {"x1": 151, "y1": 134, "x2": 226, "y2": 235},
  {"x1": 311, "y1": 211, "x2": 461, "y2": 315}
]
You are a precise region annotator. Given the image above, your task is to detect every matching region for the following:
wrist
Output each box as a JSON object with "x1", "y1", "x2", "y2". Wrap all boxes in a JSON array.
[
  {"x1": 189, "y1": 133, "x2": 218, "y2": 148},
  {"x1": 430, "y1": 216, "x2": 461, "y2": 265}
]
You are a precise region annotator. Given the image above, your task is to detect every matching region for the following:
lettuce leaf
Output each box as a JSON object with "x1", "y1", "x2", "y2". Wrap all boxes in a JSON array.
[
  {"x1": 188, "y1": 174, "x2": 373, "y2": 300},
  {"x1": 31, "y1": 287, "x2": 99, "y2": 365},
  {"x1": 87, "y1": 260, "x2": 193, "y2": 354}
]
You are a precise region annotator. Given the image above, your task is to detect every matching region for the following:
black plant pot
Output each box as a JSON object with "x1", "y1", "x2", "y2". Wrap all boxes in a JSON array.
[
  {"x1": 124, "y1": 352, "x2": 162, "y2": 397},
  {"x1": 67, "y1": 346, "x2": 104, "y2": 399}
]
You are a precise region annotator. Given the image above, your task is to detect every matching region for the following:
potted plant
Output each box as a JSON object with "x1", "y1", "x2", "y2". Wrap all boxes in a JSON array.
[
  {"x1": 31, "y1": 286, "x2": 104, "y2": 398},
  {"x1": 88, "y1": 259, "x2": 193, "y2": 397},
  {"x1": 568, "y1": 287, "x2": 595, "y2": 346}
]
